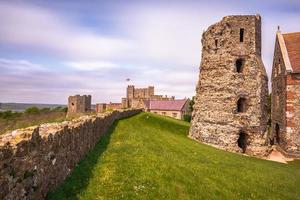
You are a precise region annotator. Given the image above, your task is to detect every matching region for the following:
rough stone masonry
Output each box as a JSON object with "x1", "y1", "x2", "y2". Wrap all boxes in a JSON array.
[
  {"x1": 189, "y1": 15, "x2": 269, "y2": 156},
  {"x1": 0, "y1": 109, "x2": 141, "y2": 200}
]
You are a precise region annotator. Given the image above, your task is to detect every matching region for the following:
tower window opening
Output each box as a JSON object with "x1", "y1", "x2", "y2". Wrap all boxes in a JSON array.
[
  {"x1": 240, "y1": 28, "x2": 244, "y2": 42},
  {"x1": 275, "y1": 123, "x2": 280, "y2": 144},
  {"x1": 237, "y1": 98, "x2": 247, "y2": 113},
  {"x1": 215, "y1": 39, "x2": 218, "y2": 47},
  {"x1": 236, "y1": 58, "x2": 244, "y2": 73},
  {"x1": 237, "y1": 131, "x2": 247, "y2": 153}
]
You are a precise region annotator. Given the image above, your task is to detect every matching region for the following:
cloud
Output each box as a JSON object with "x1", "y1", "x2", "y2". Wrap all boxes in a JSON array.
[
  {"x1": 65, "y1": 61, "x2": 118, "y2": 71},
  {"x1": 1, "y1": 0, "x2": 300, "y2": 104},
  {"x1": 0, "y1": 2, "x2": 133, "y2": 60},
  {"x1": 0, "y1": 58, "x2": 44, "y2": 72}
]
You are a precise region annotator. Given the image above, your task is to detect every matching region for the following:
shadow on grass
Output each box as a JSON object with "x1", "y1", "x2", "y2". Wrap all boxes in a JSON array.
[{"x1": 46, "y1": 120, "x2": 119, "y2": 200}]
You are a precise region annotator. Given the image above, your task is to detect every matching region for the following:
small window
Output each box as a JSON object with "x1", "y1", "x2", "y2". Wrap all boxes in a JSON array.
[
  {"x1": 275, "y1": 123, "x2": 280, "y2": 144},
  {"x1": 162, "y1": 112, "x2": 166, "y2": 116},
  {"x1": 154, "y1": 112, "x2": 157, "y2": 114},
  {"x1": 237, "y1": 98, "x2": 247, "y2": 113},
  {"x1": 239, "y1": 28, "x2": 244, "y2": 42},
  {"x1": 215, "y1": 39, "x2": 218, "y2": 48},
  {"x1": 71, "y1": 103, "x2": 75, "y2": 106},
  {"x1": 172, "y1": 113, "x2": 178, "y2": 118},
  {"x1": 236, "y1": 58, "x2": 244, "y2": 73}
]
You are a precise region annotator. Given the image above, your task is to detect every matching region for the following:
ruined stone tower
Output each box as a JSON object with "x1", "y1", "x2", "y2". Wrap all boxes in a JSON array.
[
  {"x1": 67, "y1": 95, "x2": 91, "y2": 116},
  {"x1": 189, "y1": 15, "x2": 269, "y2": 156}
]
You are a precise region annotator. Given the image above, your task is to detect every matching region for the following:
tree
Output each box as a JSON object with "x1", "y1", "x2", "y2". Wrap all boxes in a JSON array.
[{"x1": 25, "y1": 107, "x2": 40, "y2": 114}]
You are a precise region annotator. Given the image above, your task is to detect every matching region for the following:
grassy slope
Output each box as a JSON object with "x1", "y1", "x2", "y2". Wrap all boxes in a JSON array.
[{"x1": 47, "y1": 113, "x2": 300, "y2": 200}]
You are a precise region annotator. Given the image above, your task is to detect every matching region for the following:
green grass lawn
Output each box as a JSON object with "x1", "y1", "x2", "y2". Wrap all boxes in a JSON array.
[{"x1": 47, "y1": 113, "x2": 300, "y2": 200}]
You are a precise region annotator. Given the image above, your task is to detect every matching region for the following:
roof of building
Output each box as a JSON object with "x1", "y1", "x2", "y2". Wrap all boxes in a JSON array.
[
  {"x1": 149, "y1": 99, "x2": 188, "y2": 111},
  {"x1": 282, "y1": 32, "x2": 300, "y2": 72}
]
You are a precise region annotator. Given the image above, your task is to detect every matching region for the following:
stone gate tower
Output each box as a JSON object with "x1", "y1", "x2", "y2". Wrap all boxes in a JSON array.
[{"x1": 189, "y1": 15, "x2": 269, "y2": 156}]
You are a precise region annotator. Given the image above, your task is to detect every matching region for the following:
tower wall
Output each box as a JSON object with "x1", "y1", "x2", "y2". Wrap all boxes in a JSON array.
[
  {"x1": 189, "y1": 15, "x2": 269, "y2": 156},
  {"x1": 67, "y1": 95, "x2": 92, "y2": 116}
]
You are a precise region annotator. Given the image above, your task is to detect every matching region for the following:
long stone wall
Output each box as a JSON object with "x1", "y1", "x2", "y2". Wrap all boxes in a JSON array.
[{"x1": 0, "y1": 109, "x2": 141, "y2": 200}]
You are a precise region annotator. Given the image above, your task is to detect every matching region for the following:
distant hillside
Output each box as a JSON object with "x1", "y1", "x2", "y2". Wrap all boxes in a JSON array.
[{"x1": 0, "y1": 103, "x2": 67, "y2": 112}]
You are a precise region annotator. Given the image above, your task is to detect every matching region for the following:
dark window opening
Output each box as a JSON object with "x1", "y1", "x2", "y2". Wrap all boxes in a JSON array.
[
  {"x1": 71, "y1": 103, "x2": 74, "y2": 106},
  {"x1": 236, "y1": 58, "x2": 244, "y2": 73},
  {"x1": 215, "y1": 39, "x2": 218, "y2": 48},
  {"x1": 237, "y1": 131, "x2": 247, "y2": 153},
  {"x1": 240, "y1": 28, "x2": 244, "y2": 42},
  {"x1": 237, "y1": 98, "x2": 247, "y2": 113},
  {"x1": 275, "y1": 123, "x2": 280, "y2": 144}
]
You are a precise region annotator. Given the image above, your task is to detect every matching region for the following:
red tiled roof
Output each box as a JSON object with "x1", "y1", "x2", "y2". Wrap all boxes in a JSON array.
[
  {"x1": 283, "y1": 32, "x2": 300, "y2": 72},
  {"x1": 149, "y1": 99, "x2": 187, "y2": 111}
]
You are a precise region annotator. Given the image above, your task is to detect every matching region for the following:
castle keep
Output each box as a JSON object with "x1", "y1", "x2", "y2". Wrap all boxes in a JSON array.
[
  {"x1": 189, "y1": 15, "x2": 269, "y2": 156},
  {"x1": 271, "y1": 31, "x2": 300, "y2": 156},
  {"x1": 122, "y1": 85, "x2": 174, "y2": 109},
  {"x1": 67, "y1": 95, "x2": 91, "y2": 116}
]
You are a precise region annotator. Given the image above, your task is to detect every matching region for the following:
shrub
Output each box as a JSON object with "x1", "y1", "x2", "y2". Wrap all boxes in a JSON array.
[
  {"x1": 25, "y1": 107, "x2": 40, "y2": 114},
  {"x1": 0, "y1": 110, "x2": 21, "y2": 120},
  {"x1": 40, "y1": 108, "x2": 51, "y2": 113},
  {"x1": 52, "y1": 106, "x2": 67, "y2": 113},
  {"x1": 183, "y1": 114, "x2": 191, "y2": 122}
]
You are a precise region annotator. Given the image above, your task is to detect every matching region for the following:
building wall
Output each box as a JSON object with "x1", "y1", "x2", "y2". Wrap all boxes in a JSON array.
[
  {"x1": 67, "y1": 95, "x2": 91, "y2": 116},
  {"x1": 150, "y1": 110, "x2": 183, "y2": 120},
  {"x1": 123, "y1": 85, "x2": 175, "y2": 109},
  {"x1": 285, "y1": 74, "x2": 300, "y2": 154},
  {"x1": 271, "y1": 33, "x2": 300, "y2": 157},
  {"x1": 106, "y1": 103, "x2": 122, "y2": 110},
  {"x1": 96, "y1": 103, "x2": 106, "y2": 113},
  {"x1": 271, "y1": 36, "x2": 287, "y2": 148},
  {"x1": 189, "y1": 15, "x2": 269, "y2": 157},
  {"x1": 0, "y1": 109, "x2": 141, "y2": 200}
]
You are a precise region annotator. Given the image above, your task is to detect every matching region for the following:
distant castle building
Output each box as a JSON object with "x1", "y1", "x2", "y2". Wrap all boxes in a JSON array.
[
  {"x1": 189, "y1": 15, "x2": 269, "y2": 156},
  {"x1": 122, "y1": 85, "x2": 175, "y2": 109},
  {"x1": 148, "y1": 99, "x2": 191, "y2": 120},
  {"x1": 67, "y1": 95, "x2": 91, "y2": 116},
  {"x1": 96, "y1": 102, "x2": 122, "y2": 113},
  {"x1": 271, "y1": 31, "x2": 300, "y2": 157}
]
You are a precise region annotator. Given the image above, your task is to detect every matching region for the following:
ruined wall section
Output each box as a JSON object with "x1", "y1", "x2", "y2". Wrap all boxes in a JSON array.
[
  {"x1": 0, "y1": 109, "x2": 141, "y2": 200},
  {"x1": 190, "y1": 15, "x2": 269, "y2": 156}
]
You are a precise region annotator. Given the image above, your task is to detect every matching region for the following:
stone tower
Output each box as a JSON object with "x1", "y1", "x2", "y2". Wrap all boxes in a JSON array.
[
  {"x1": 189, "y1": 15, "x2": 269, "y2": 156},
  {"x1": 67, "y1": 95, "x2": 92, "y2": 116}
]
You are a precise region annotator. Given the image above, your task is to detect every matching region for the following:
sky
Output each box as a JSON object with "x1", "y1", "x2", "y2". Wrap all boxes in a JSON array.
[{"x1": 0, "y1": 0, "x2": 300, "y2": 104}]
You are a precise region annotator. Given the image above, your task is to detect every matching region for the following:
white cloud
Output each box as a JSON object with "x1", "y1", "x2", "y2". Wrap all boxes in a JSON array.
[
  {"x1": 65, "y1": 61, "x2": 118, "y2": 71},
  {"x1": 0, "y1": 2, "x2": 133, "y2": 60},
  {"x1": 0, "y1": 58, "x2": 45, "y2": 72}
]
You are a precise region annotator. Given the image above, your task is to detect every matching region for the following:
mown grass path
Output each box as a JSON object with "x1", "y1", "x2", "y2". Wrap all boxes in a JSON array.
[{"x1": 47, "y1": 113, "x2": 300, "y2": 200}]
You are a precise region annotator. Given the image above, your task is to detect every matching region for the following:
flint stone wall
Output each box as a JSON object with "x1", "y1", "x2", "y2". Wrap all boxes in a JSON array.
[
  {"x1": 189, "y1": 15, "x2": 269, "y2": 157},
  {"x1": 0, "y1": 109, "x2": 141, "y2": 200}
]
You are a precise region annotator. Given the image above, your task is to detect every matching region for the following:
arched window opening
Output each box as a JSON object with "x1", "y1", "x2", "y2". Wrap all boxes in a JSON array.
[
  {"x1": 240, "y1": 28, "x2": 244, "y2": 42},
  {"x1": 237, "y1": 98, "x2": 247, "y2": 113},
  {"x1": 237, "y1": 131, "x2": 247, "y2": 153},
  {"x1": 236, "y1": 59, "x2": 244, "y2": 73},
  {"x1": 275, "y1": 123, "x2": 280, "y2": 144},
  {"x1": 215, "y1": 39, "x2": 218, "y2": 48}
]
